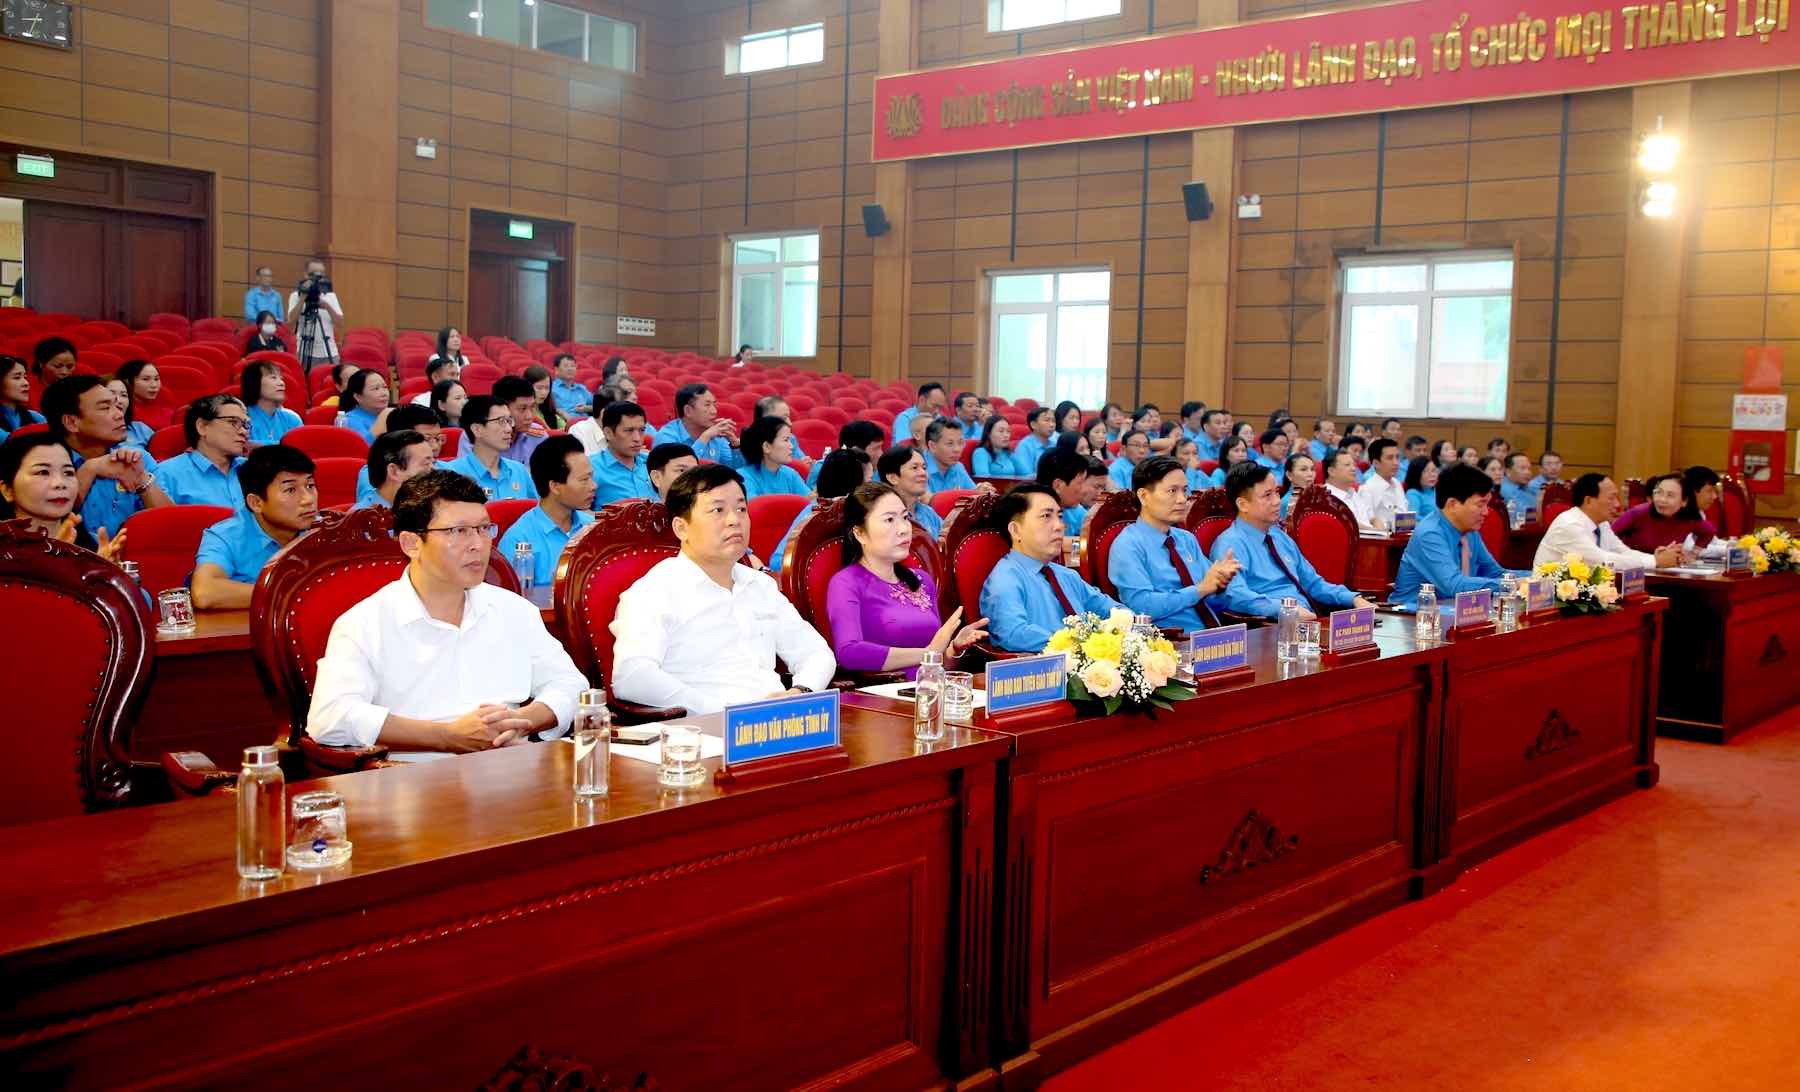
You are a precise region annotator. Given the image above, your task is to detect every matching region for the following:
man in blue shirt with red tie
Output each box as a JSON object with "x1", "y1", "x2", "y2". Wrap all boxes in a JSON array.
[
  {"x1": 1108, "y1": 456, "x2": 1240, "y2": 633},
  {"x1": 1393, "y1": 462, "x2": 1521, "y2": 609},
  {"x1": 981, "y1": 483, "x2": 1122, "y2": 652},
  {"x1": 1212, "y1": 462, "x2": 1374, "y2": 620}
]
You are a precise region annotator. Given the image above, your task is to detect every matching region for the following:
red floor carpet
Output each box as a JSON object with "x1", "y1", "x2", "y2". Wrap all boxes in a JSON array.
[{"x1": 1047, "y1": 706, "x2": 1800, "y2": 1091}]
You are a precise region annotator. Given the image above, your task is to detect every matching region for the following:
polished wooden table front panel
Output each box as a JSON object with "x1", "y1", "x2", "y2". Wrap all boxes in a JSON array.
[
  {"x1": 0, "y1": 708, "x2": 1009, "y2": 1090},
  {"x1": 1648, "y1": 571, "x2": 1800, "y2": 743},
  {"x1": 142, "y1": 610, "x2": 285, "y2": 769}
]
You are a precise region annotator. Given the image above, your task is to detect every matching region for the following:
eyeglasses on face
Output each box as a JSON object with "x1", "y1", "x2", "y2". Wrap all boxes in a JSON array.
[
  {"x1": 420, "y1": 522, "x2": 498, "y2": 542},
  {"x1": 210, "y1": 415, "x2": 251, "y2": 431}
]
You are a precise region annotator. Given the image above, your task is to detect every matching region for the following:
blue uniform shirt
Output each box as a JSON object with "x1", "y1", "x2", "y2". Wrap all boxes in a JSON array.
[
  {"x1": 1108, "y1": 457, "x2": 1140, "y2": 491},
  {"x1": 498, "y1": 504, "x2": 595, "y2": 585},
  {"x1": 1211, "y1": 518, "x2": 1359, "y2": 620},
  {"x1": 551, "y1": 378, "x2": 593, "y2": 416},
  {"x1": 655, "y1": 418, "x2": 741, "y2": 467},
  {"x1": 926, "y1": 459, "x2": 976, "y2": 493},
  {"x1": 1406, "y1": 487, "x2": 1436, "y2": 515},
  {"x1": 0, "y1": 406, "x2": 44, "y2": 445},
  {"x1": 955, "y1": 416, "x2": 985, "y2": 443},
  {"x1": 1527, "y1": 474, "x2": 1557, "y2": 494},
  {"x1": 158, "y1": 450, "x2": 246, "y2": 508},
  {"x1": 1011, "y1": 433, "x2": 1052, "y2": 478},
  {"x1": 1062, "y1": 503, "x2": 1088, "y2": 539},
  {"x1": 1308, "y1": 438, "x2": 1333, "y2": 461},
  {"x1": 243, "y1": 285, "x2": 283, "y2": 324},
  {"x1": 911, "y1": 499, "x2": 944, "y2": 543},
  {"x1": 1194, "y1": 434, "x2": 1222, "y2": 463},
  {"x1": 972, "y1": 447, "x2": 1025, "y2": 477},
  {"x1": 70, "y1": 446, "x2": 160, "y2": 539},
  {"x1": 1392, "y1": 510, "x2": 1515, "y2": 609},
  {"x1": 122, "y1": 420, "x2": 155, "y2": 449},
  {"x1": 247, "y1": 404, "x2": 303, "y2": 447},
  {"x1": 1500, "y1": 478, "x2": 1537, "y2": 517},
  {"x1": 1254, "y1": 452, "x2": 1285, "y2": 481},
  {"x1": 193, "y1": 510, "x2": 282, "y2": 585},
  {"x1": 769, "y1": 499, "x2": 817, "y2": 575},
  {"x1": 445, "y1": 448, "x2": 537, "y2": 500},
  {"x1": 741, "y1": 462, "x2": 809, "y2": 498},
  {"x1": 980, "y1": 549, "x2": 1122, "y2": 653},
  {"x1": 891, "y1": 406, "x2": 922, "y2": 444},
  {"x1": 590, "y1": 449, "x2": 654, "y2": 507},
  {"x1": 1108, "y1": 519, "x2": 1218, "y2": 633},
  {"x1": 340, "y1": 406, "x2": 380, "y2": 443}
]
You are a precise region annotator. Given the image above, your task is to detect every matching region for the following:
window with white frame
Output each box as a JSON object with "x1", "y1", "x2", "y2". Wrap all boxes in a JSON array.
[
  {"x1": 726, "y1": 23, "x2": 825, "y2": 74},
  {"x1": 988, "y1": 269, "x2": 1111, "y2": 408},
  {"x1": 426, "y1": 0, "x2": 637, "y2": 71},
  {"x1": 1336, "y1": 251, "x2": 1514, "y2": 421},
  {"x1": 987, "y1": 0, "x2": 1120, "y2": 32},
  {"x1": 732, "y1": 233, "x2": 820, "y2": 357}
]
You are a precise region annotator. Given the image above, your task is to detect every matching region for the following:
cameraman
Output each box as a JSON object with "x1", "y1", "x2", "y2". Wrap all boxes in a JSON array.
[{"x1": 285, "y1": 258, "x2": 345, "y2": 374}]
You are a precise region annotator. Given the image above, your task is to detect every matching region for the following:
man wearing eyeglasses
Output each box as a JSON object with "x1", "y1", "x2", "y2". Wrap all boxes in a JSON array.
[
  {"x1": 443, "y1": 393, "x2": 537, "y2": 501},
  {"x1": 157, "y1": 395, "x2": 251, "y2": 507},
  {"x1": 306, "y1": 469, "x2": 586, "y2": 757}
]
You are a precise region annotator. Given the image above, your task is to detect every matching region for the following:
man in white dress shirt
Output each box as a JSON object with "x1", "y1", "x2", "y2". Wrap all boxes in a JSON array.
[
  {"x1": 1534, "y1": 472, "x2": 1681, "y2": 572},
  {"x1": 1322, "y1": 449, "x2": 1359, "y2": 511},
  {"x1": 306, "y1": 470, "x2": 587, "y2": 755},
  {"x1": 610, "y1": 463, "x2": 835, "y2": 714},
  {"x1": 1352, "y1": 438, "x2": 1407, "y2": 531}
]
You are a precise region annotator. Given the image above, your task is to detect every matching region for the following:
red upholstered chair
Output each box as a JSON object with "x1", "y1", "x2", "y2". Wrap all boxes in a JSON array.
[
  {"x1": 1539, "y1": 481, "x2": 1574, "y2": 527},
  {"x1": 311, "y1": 457, "x2": 364, "y2": 508},
  {"x1": 939, "y1": 491, "x2": 1024, "y2": 665},
  {"x1": 1711, "y1": 474, "x2": 1752, "y2": 537},
  {"x1": 145, "y1": 425, "x2": 188, "y2": 461},
  {"x1": 1479, "y1": 489, "x2": 1508, "y2": 561},
  {"x1": 304, "y1": 404, "x2": 340, "y2": 425},
  {"x1": 1180, "y1": 487, "x2": 1236, "y2": 555},
  {"x1": 1284, "y1": 485, "x2": 1358, "y2": 589},
  {"x1": 488, "y1": 497, "x2": 537, "y2": 538},
  {"x1": 0, "y1": 521, "x2": 228, "y2": 826},
  {"x1": 284, "y1": 424, "x2": 369, "y2": 459},
  {"x1": 930, "y1": 487, "x2": 976, "y2": 518},
  {"x1": 1625, "y1": 477, "x2": 1647, "y2": 508},
  {"x1": 119, "y1": 504, "x2": 235, "y2": 596},
  {"x1": 1078, "y1": 489, "x2": 1141, "y2": 595},
  {"x1": 749, "y1": 493, "x2": 810, "y2": 567},
  {"x1": 551, "y1": 499, "x2": 689, "y2": 725},
  {"x1": 251, "y1": 506, "x2": 521, "y2": 773},
  {"x1": 191, "y1": 317, "x2": 236, "y2": 341},
  {"x1": 438, "y1": 428, "x2": 462, "y2": 458},
  {"x1": 793, "y1": 418, "x2": 837, "y2": 457},
  {"x1": 153, "y1": 363, "x2": 222, "y2": 409},
  {"x1": 1197, "y1": 459, "x2": 1219, "y2": 475}
]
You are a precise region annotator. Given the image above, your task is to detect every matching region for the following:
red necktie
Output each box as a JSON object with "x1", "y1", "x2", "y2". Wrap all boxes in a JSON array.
[
  {"x1": 1040, "y1": 564, "x2": 1078, "y2": 618},
  {"x1": 1265, "y1": 533, "x2": 1321, "y2": 616},
  {"x1": 1165, "y1": 533, "x2": 1221, "y2": 629}
]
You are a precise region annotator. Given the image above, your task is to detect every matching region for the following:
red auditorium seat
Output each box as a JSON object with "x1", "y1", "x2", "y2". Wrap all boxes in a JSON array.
[
  {"x1": 119, "y1": 504, "x2": 235, "y2": 596},
  {"x1": 146, "y1": 426, "x2": 187, "y2": 461},
  {"x1": 437, "y1": 429, "x2": 461, "y2": 458},
  {"x1": 930, "y1": 488, "x2": 976, "y2": 519},
  {"x1": 149, "y1": 365, "x2": 220, "y2": 410},
  {"x1": 1708, "y1": 475, "x2": 1751, "y2": 537},
  {"x1": 1197, "y1": 458, "x2": 1219, "y2": 475},
  {"x1": 487, "y1": 498, "x2": 537, "y2": 538},
  {"x1": 148, "y1": 313, "x2": 193, "y2": 339},
  {"x1": 1181, "y1": 487, "x2": 1236, "y2": 555},
  {"x1": 310, "y1": 457, "x2": 364, "y2": 508},
  {"x1": 1078, "y1": 490, "x2": 1140, "y2": 593},
  {"x1": 1539, "y1": 481, "x2": 1574, "y2": 527},
  {"x1": 1479, "y1": 489, "x2": 1508, "y2": 560},
  {"x1": 749, "y1": 493, "x2": 810, "y2": 567},
  {"x1": 1285, "y1": 485, "x2": 1358, "y2": 589},
  {"x1": 284, "y1": 425, "x2": 369, "y2": 459},
  {"x1": 937, "y1": 490, "x2": 1020, "y2": 665},
  {"x1": 251, "y1": 506, "x2": 519, "y2": 774}
]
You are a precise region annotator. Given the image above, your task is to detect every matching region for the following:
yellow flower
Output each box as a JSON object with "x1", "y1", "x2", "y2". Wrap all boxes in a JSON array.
[
  {"x1": 1045, "y1": 629, "x2": 1076, "y2": 653},
  {"x1": 1739, "y1": 534, "x2": 1758, "y2": 549},
  {"x1": 1567, "y1": 558, "x2": 1591, "y2": 583},
  {"x1": 1594, "y1": 566, "x2": 1612, "y2": 585},
  {"x1": 1535, "y1": 561, "x2": 1561, "y2": 576},
  {"x1": 1080, "y1": 631, "x2": 1123, "y2": 663},
  {"x1": 1149, "y1": 636, "x2": 1176, "y2": 656},
  {"x1": 1767, "y1": 535, "x2": 1790, "y2": 555}
]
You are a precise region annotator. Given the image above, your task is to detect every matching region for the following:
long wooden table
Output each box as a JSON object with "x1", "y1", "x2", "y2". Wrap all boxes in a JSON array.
[
  {"x1": 1647, "y1": 571, "x2": 1800, "y2": 743},
  {"x1": 141, "y1": 610, "x2": 283, "y2": 769}
]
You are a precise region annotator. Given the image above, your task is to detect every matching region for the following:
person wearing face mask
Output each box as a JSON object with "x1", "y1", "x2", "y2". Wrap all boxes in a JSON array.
[
  {"x1": 243, "y1": 266, "x2": 283, "y2": 325},
  {"x1": 0, "y1": 432, "x2": 129, "y2": 562},
  {"x1": 826, "y1": 482, "x2": 990, "y2": 679},
  {"x1": 245, "y1": 310, "x2": 287, "y2": 355}
]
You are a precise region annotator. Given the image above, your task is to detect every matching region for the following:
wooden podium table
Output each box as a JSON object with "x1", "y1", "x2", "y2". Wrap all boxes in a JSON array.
[
  {"x1": 1646, "y1": 571, "x2": 1800, "y2": 743},
  {"x1": 0, "y1": 708, "x2": 1008, "y2": 1090},
  {"x1": 142, "y1": 610, "x2": 283, "y2": 770}
]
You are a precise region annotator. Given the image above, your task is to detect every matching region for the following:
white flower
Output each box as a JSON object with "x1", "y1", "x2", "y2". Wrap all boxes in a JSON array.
[
  {"x1": 1080, "y1": 659, "x2": 1123, "y2": 698},
  {"x1": 1556, "y1": 579, "x2": 1580, "y2": 602},
  {"x1": 1595, "y1": 583, "x2": 1620, "y2": 605},
  {"x1": 1105, "y1": 607, "x2": 1135, "y2": 634},
  {"x1": 1141, "y1": 650, "x2": 1179, "y2": 689}
]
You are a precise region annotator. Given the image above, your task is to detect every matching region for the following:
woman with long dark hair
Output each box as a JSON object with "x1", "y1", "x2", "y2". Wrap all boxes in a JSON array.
[
  {"x1": 0, "y1": 432, "x2": 127, "y2": 560},
  {"x1": 0, "y1": 356, "x2": 45, "y2": 442}
]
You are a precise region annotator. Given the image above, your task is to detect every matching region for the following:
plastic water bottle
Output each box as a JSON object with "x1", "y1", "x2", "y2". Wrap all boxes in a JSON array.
[
  {"x1": 1277, "y1": 597, "x2": 1300, "y2": 662},
  {"x1": 1498, "y1": 574, "x2": 1519, "y2": 630},
  {"x1": 1416, "y1": 584, "x2": 1439, "y2": 643},
  {"x1": 1506, "y1": 500, "x2": 1521, "y2": 529},
  {"x1": 572, "y1": 689, "x2": 610, "y2": 798},
  {"x1": 236, "y1": 745, "x2": 285, "y2": 881},
  {"x1": 1132, "y1": 613, "x2": 1156, "y2": 639},
  {"x1": 512, "y1": 540, "x2": 534, "y2": 593},
  {"x1": 914, "y1": 650, "x2": 946, "y2": 742}
]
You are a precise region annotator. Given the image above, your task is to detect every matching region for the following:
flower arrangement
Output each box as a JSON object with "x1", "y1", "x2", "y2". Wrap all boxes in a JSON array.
[
  {"x1": 1044, "y1": 608, "x2": 1191, "y2": 714},
  {"x1": 1532, "y1": 553, "x2": 1620, "y2": 615},
  {"x1": 1738, "y1": 528, "x2": 1798, "y2": 574}
]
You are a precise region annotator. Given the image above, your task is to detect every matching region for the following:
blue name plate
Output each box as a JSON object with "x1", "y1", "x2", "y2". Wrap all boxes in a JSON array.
[
  {"x1": 1326, "y1": 606, "x2": 1376, "y2": 652},
  {"x1": 1617, "y1": 567, "x2": 1645, "y2": 598},
  {"x1": 1454, "y1": 588, "x2": 1492, "y2": 628},
  {"x1": 723, "y1": 689, "x2": 840, "y2": 766},
  {"x1": 1187, "y1": 624, "x2": 1249, "y2": 676},
  {"x1": 1728, "y1": 545, "x2": 1752, "y2": 573},
  {"x1": 988, "y1": 653, "x2": 1068, "y2": 714},
  {"x1": 1392, "y1": 510, "x2": 1418, "y2": 534},
  {"x1": 1527, "y1": 576, "x2": 1555, "y2": 613}
]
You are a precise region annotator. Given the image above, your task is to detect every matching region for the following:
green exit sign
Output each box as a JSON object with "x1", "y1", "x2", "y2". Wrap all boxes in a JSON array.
[
  {"x1": 16, "y1": 154, "x2": 54, "y2": 179},
  {"x1": 507, "y1": 219, "x2": 533, "y2": 240}
]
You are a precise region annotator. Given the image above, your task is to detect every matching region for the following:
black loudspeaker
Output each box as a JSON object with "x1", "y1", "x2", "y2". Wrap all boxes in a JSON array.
[
  {"x1": 1182, "y1": 181, "x2": 1214, "y2": 222},
  {"x1": 861, "y1": 203, "x2": 890, "y2": 237}
]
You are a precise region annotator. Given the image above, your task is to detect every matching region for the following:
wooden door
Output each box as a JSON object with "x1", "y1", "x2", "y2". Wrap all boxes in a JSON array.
[
  {"x1": 466, "y1": 255, "x2": 509, "y2": 342},
  {"x1": 467, "y1": 210, "x2": 570, "y2": 344},
  {"x1": 23, "y1": 203, "x2": 111, "y2": 321},
  {"x1": 511, "y1": 258, "x2": 550, "y2": 343},
  {"x1": 120, "y1": 214, "x2": 202, "y2": 327}
]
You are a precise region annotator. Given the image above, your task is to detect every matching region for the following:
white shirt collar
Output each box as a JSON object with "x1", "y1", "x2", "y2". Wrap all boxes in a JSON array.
[
  {"x1": 391, "y1": 569, "x2": 494, "y2": 632},
  {"x1": 671, "y1": 550, "x2": 755, "y2": 593}
]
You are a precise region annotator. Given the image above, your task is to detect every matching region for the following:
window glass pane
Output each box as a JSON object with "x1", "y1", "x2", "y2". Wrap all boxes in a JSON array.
[
  {"x1": 478, "y1": 0, "x2": 525, "y2": 46},
  {"x1": 537, "y1": 3, "x2": 585, "y2": 58},
  {"x1": 1345, "y1": 263, "x2": 1426, "y2": 294},
  {"x1": 992, "y1": 273, "x2": 1052, "y2": 303},
  {"x1": 1344, "y1": 303, "x2": 1419, "y2": 411},
  {"x1": 781, "y1": 266, "x2": 819, "y2": 356},
  {"x1": 1000, "y1": 0, "x2": 1067, "y2": 30},
  {"x1": 1053, "y1": 303, "x2": 1110, "y2": 408},
  {"x1": 426, "y1": 0, "x2": 479, "y2": 33},
  {"x1": 591, "y1": 16, "x2": 635, "y2": 71},
  {"x1": 1427, "y1": 296, "x2": 1510, "y2": 419},
  {"x1": 1433, "y1": 259, "x2": 1513, "y2": 292},
  {"x1": 789, "y1": 25, "x2": 825, "y2": 65},
  {"x1": 1064, "y1": 0, "x2": 1120, "y2": 20},
  {"x1": 736, "y1": 271, "x2": 776, "y2": 352},
  {"x1": 783, "y1": 233, "x2": 819, "y2": 262},
  {"x1": 734, "y1": 238, "x2": 780, "y2": 265},
  {"x1": 740, "y1": 32, "x2": 788, "y2": 73},
  {"x1": 1057, "y1": 270, "x2": 1109, "y2": 302},
  {"x1": 994, "y1": 312, "x2": 1050, "y2": 401}
]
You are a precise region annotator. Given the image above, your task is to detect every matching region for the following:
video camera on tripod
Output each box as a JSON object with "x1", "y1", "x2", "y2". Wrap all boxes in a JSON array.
[
  {"x1": 296, "y1": 271, "x2": 334, "y2": 313},
  {"x1": 292, "y1": 267, "x2": 339, "y2": 370}
]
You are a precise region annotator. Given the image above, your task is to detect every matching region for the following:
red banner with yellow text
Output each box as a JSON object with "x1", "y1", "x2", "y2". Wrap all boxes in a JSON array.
[{"x1": 873, "y1": 0, "x2": 1799, "y2": 161}]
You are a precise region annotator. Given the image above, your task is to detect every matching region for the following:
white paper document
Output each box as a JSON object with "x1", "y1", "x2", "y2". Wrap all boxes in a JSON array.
[{"x1": 858, "y1": 680, "x2": 989, "y2": 710}]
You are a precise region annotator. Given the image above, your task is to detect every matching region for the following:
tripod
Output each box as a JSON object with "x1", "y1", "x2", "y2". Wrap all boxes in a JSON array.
[{"x1": 294, "y1": 304, "x2": 338, "y2": 376}]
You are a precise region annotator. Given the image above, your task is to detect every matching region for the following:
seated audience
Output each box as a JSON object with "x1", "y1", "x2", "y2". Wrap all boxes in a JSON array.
[
  {"x1": 494, "y1": 375, "x2": 549, "y2": 464},
  {"x1": 1683, "y1": 464, "x2": 1722, "y2": 516},
  {"x1": 1100, "y1": 401, "x2": 1129, "y2": 443},
  {"x1": 589, "y1": 401, "x2": 654, "y2": 507},
  {"x1": 412, "y1": 355, "x2": 461, "y2": 407},
  {"x1": 1612, "y1": 471, "x2": 1718, "y2": 551},
  {"x1": 307, "y1": 470, "x2": 586, "y2": 755},
  {"x1": 1036, "y1": 447, "x2": 1093, "y2": 538},
  {"x1": 245, "y1": 310, "x2": 286, "y2": 354},
  {"x1": 0, "y1": 431, "x2": 127, "y2": 560},
  {"x1": 1177, "y1": 401, "x2": 1208, "y2": 447},
  {"x1": 116, "y1": 359, "x2": 172, "y2": 436},
  {"x1": 320, "y1": 361, "x2": 360, "y2": 410},
  {"x1": 771, "y1": 448, "x2": 870, "y2": 575},
  {"x1": 905, "y1": 406, "x2": 931, "y2": 449},
  {"x1": 892, "y1": 381, "x2": 947, "y2": 444},
  {"x1": 104, "y1": 376, "x2": 153, "y2": 450},
  {"x1": 1308, "y1": 418, "x2": 1338, "y2": 461},
  {"x1": 1280, "y1": 452, "x2": 1315, "y2": 519},
  {"x1": 356, "y1": 428, "x2": 437, "y2": 510},
  {"x1": 1013, "y1": 406, "x2": 1057, "y2": 473},
  {"x1": 1431, "y1": 440, "x2": 1460, "y2": 469},
  {"x1": 242, "y1": 359, "x2": 303, "y2": 447},
  {"x1": 499, "y1": 435, "x2": 596, "y2": 586},
  {"x1": 1232, "y1": 420, "x2": 1257, "y2": 450},
  {"x1": 877, "y1": 444, "x2": 944, "y2": 541},
  {"x1": 973, "y1": 415, "x2": 1026, "y2": 477},
  {"x1": 1207, "y1": 434, "x2": 1252, "y2": 488},
  {"x1": 1393, "y1": 463, "x2": 1522, "y2": 608},
  {"x1": 1401, "y1": 435, "x2": 1429, "y2": 477},
  {"x1": 44, "y1": 375, "x2": 173, "y2": 537},
  {"x1": 33, "y1": 336, "x2": 77, "y2": 384},
  {"x1": 1404, "y1": 456, "x2": 1439, "y2": 516},
  {"x1": 1134, "y1": 403, "x2": 1178, "y2": 454},
  {"x1": 1255, "y1": 427, "x2": 1292, "y2": 478},
  {"x1": 951, "y1": 390, "x2": 987, "y2": 443},
  {"x1": 923, "y1": 418, "x2": 976, "y2": 493},
  {"x1": 1213, "y1": 463, "x2": 1373, "y2": 620},
  {"x1": 431, "y1": 379, "x2": 467, "y2": 428},
  {"x1": 524, "y1": 364, "x2": 567, "y2": 431},
  {"x1": 1053, "y1": 400, "x2": 1082, "y2": 437},
  {"x1": 648, "y1": 442, "x2": 698, "y2": 503},
  {"x1": 1478, "y1": 454, "x2": 1505, "y2": 487},
  {"x1": 738, "y1": 414, "x2": 808, "y2": 498},
  {"x1": 980, "y1": 483, "x2": 1123, "y2": 652},
  {"x1": 611, "y1": 464, "x2": 835, "y2": 713},
  {"x1": 1108, "y1": 456, "x2": 1241, "y2": 632},
  {"x1": 445, "y1": 394, "x2": 536, "y2": 500},
  {"x1": 158, "y1": 395, "x2": 251, "y2": 508},
  {"x1": 807, "y1": 419, "x2": 884, "y2": 488},
  {"x1": 826, "y1": 482, "x2": 989, "y2": 679},
  {"x1": 1354, "y1": 437, "x2": 1407, "y2": 531},
  {"x1": 1175, "y1": 437, "x2": 1210, "y2": 492},
  {"x1": 754, "y1": 395, "x2": 806, "y2": 458},
  {"x1": 1189, "y1": 409, "x2": 1228, "y2": 463},
  {"x1": 1108, "y1": 428, "x2": 1151, "y2": 490},
  {"x1": 192, "y1": 445, "x2": 319, "y2": 610},
  {"x1": 0, "y1": 355, "x2": 44, "y2": 442},
  {"x1": 336, "y1": 369, "x2": 391, "y2": 443},
  {"x1": 1529, "y1": 450, "x2": 1565, "y2": 492},
  {"x1": 1487, "y1": 436, "x2": 1512, "y2": 460},
  {"x1": 655, "y1": 382, "x2": 741, "y2": 466},
  {"x1": 1322, "y1": 448, "x2": 1359, "y2": 508},
  {"x1": 353, "y1": 403, "x2": 445, "y2": 506},
  {"x1": 550, "y1": 353, "x2": 592, "y2": 419},
  {"x1": 1081, "y1": 417, "x2": 1111, "y2": 463},
  {"x1": 1534, "y1": 472, "x2": 1678, "y2": 572},
  {"x1": 1499, "y1": 452, "x2": 1538, "y2": 516}
]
